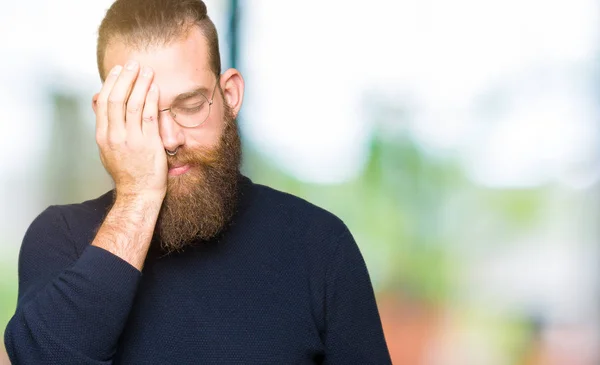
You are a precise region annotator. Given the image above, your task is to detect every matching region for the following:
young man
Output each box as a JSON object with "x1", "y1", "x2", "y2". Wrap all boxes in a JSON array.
[{"x1": 4, "y1": 0, "x2": 391, "y2": 363}]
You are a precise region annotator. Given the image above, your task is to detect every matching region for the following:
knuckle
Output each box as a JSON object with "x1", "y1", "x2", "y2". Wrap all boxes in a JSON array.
[
  {"x1": 127, "y1": 100, "x2": 142, "y2": 114},
  {"x1": 96, "y1": 98, "x2": 108, "y2": 108},
  {"x1": 142, "y1": 114, "x2": 155, "y2": 123},
  {"x1": 107, "y1": 133, "x2": 124, "y2": 147},
  {"x1": 107, "y1": 96, "x2": 123, "y2": 106},
  {"x1": 95, "y1": 132, "x2": 104, "y2": 145}
]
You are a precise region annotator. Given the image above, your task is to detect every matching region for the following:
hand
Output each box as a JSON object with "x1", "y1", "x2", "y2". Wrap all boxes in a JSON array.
[{"x1": 95, "y1": 61, "x2": 167, "y2": 200}]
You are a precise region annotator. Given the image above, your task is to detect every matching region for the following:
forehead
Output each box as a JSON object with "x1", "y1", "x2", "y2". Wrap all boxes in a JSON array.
[{"x1": 103, "y1": 27, "x2": 213, "y2": 99}]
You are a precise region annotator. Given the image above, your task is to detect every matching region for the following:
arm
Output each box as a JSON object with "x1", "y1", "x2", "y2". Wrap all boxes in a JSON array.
[
  {"x1": 323, "y1": 228, "x2": 392, "y2": 365},
  {"x1": 93, "y1": 193, "x2": 162, "y2": 271},
  {"x1": 4, "y1": 62, "x2": 166, "y2": 364},
  {"x1": 4, "y1": 201, "x2": 156, "y2": 364}
]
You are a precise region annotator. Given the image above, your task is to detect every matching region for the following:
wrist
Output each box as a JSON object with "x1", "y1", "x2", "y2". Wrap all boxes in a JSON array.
[
  {"x1": 115, "y1": 189, "x2": 165, "y2": 204},
  {"x1": 112, "y1": 192, "x2": 164, "y2": 220}
]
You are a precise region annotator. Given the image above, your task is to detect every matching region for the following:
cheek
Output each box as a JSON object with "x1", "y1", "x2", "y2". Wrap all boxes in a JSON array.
[{"x1": 184, "y1": 113, "x2": 224, "y2": 149}]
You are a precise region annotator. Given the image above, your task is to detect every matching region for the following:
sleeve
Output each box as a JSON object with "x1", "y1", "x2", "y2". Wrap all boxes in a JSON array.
[
  {"x1": 3, "y1": 206, "x2": 143, "y2": 365},
  {"x1": 323, "y1": 227, "x2": 392, "y2": 365}
]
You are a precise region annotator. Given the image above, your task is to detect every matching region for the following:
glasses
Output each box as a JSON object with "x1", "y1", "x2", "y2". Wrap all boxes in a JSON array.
[{"x1": 159, "y1": 77, "x2": 219, "y2": 128}]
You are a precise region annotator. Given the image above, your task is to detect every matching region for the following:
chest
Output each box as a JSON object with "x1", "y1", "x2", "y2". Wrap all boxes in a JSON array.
[{"x1": 114, "y1": 250, "x2": 325, "y2": 364}]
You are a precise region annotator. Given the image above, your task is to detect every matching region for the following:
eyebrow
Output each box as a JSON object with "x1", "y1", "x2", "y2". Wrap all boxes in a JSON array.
[{"x1": 170, "y1": 86, "x2": 211, "y2": 104}]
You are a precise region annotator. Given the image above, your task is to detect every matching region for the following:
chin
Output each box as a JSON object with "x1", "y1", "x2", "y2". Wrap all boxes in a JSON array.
[{"x1": 167, "y1": 169, "x2": 203, "y2": 196}]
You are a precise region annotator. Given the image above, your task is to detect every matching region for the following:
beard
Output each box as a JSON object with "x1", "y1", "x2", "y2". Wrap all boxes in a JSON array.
[{"x1": 154, "y1": 102, "x2": 242, "y2": 253}]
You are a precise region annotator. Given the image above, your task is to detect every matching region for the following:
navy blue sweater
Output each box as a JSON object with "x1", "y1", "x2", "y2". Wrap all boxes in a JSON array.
[{"x1": 4, "y1": 176, "x2": 391, "y2": 364}]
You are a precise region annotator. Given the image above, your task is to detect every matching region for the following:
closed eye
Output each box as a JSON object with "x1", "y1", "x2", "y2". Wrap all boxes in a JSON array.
[{"x1": 174, "y1": 101, "x2": 206, "y2": 114}]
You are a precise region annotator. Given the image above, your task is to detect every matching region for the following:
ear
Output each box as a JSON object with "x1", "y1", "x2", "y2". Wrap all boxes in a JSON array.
[
  {"x1": 220, "y1": 68, "x2": 244, "y2": 118},
  {"x1": 91, "y1": 93, "x2": 100, "y2": 115}
]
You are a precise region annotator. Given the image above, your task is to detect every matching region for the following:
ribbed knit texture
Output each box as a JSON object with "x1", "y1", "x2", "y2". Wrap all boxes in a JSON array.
[{"x1": 4, "y1": 176, "x2": 391, "y2": 364}]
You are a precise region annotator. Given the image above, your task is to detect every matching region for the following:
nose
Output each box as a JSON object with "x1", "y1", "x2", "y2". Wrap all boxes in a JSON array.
[{"x1": 158, "y1": 110, "x2": 185, "y2": 152}]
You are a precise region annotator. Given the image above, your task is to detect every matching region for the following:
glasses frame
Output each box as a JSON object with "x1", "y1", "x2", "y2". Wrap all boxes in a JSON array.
[{"x1": 159, "y1": 77, "x2": 220, "y2": 128}]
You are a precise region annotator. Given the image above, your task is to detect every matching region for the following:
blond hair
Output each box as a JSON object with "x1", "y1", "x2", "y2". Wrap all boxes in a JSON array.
[{"x1": 96, "y1": 0, "x2": 221, "y2": 81}]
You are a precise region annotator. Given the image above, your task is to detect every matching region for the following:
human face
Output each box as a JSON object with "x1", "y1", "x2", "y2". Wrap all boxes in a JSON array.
[
  {"x1": 101, "y1": 26, "x2": 226, "y2": 165},
  {"x1": 96, "y1": 27, "x2": 245, "y2": 250}
]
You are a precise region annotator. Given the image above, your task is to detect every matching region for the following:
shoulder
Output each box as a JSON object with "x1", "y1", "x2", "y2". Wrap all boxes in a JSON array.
[
  {"x1": 241, "y1": 179, "x2": 355, "y2": 265},
  {"x1": 16, "y1": 191, "x2": 115, "y2": 302},
  {"x1": 24, "y1": 191, "x2": 114, "y2": 254},
  {"x1": 248, "y1": 180, "x2": 350, "y2": 238},
  {"x1": 54, "y1": 191, "x2": 115, "y2": 229}
]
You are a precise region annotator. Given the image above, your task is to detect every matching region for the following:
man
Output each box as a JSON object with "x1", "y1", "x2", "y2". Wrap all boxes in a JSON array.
[{"x1": 4, "y1": 0, "x2": 391, "y2": 363}]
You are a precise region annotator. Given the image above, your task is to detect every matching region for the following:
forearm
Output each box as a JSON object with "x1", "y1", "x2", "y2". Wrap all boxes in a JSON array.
[
  {"x1": 5, "y1": 245, "x2": 142, "y2": 364},
  {"x1": 92, "y1": 193, "x2": 163, "y2": 271},
  {"x1": 4, "y1": 198, "x2": 161, "y2": 364}
]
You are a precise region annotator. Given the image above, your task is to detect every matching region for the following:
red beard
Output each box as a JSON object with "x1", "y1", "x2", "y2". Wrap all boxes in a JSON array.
[{"x1": 155, "y1": 103, "x2": 242, "y2": 252}]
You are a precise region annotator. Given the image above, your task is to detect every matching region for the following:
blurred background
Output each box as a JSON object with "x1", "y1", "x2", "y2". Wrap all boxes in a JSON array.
[{"x1": 1, "y1": 0, "x2": 599, "y2": 364}]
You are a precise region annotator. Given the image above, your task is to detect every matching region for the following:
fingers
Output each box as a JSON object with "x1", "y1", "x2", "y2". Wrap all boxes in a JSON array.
[
  {"x1": 107, "y1": 60, "x2": 140, "y2": 139},
  {"x1": 141, "y1": 83, "x2": 160, "y2": 138},
  {"x1": 95, "y1": 65, "x2": 123, "y2": 143},
  {"x1": 93, "y1": 61, "x2": 168, "y2": 199},
  {"x1": 126, "y1": 66, "x2": 154, "y2": 135}
]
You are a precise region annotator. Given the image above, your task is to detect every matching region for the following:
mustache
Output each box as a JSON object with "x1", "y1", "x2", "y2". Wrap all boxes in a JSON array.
[{"x1": 166, "y1": 146, "x2": 219, "y2": 168}]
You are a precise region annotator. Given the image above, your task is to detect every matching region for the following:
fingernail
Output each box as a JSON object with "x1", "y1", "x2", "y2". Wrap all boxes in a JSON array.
[
  {"x1": 110, "y1": 65, "x2": 123, "y2": 76},
  {"x1": 142, "y1": 67, "x2": 153, "y2": 78},
  {"x1": 150, "y1": 83, "x2": 157, "y2": 92},
  {"x1": 125, "y1": 60, "x2": 138, "y2": 70}
]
